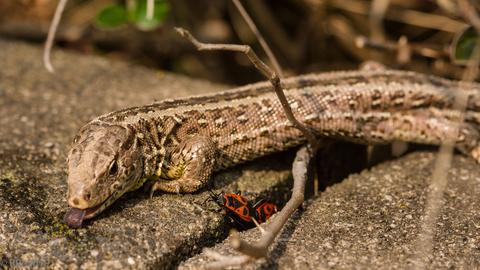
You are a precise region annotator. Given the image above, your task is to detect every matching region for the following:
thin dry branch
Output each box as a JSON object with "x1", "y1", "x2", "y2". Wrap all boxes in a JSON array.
[
  {"x1": 459, "y1": 0, "x2": 480, "y2": 33},
  {"x1": 232, "y1": 0, "x2": 284, "y2": 78},
  {"x1": 175, "y1": 27, "x2": 318, "y2": 150},
  {"x1": 369, "y1": 0, "x2": 390, "y2": 41},
  {"x1": 147, "y1": 0, "x2": 154, "y2": 20},
  {"x1": 44, "y1": 0, "x2": 69, "y2": 73},
  {"x1": 204, "y1": 146, "x2": 312, "y2": 269},
  {"x1": 414, "y1": 2, "x2": 480, "y2": 266},
  {"x1": 204, "y1": 249, "x2": 251, "y2": 269},
  {"x1": 355, "y1": 35, "x2": 447, "y2": 59},
  {"x1": 228, "y1": 146, "x2": 312, "y2": 258},
  {"x1": 331, "y1": 0, "x2": 466, "y2": 33},
  {"x1": 246, "y1": 0, "x2": 303, "y2": 64}
]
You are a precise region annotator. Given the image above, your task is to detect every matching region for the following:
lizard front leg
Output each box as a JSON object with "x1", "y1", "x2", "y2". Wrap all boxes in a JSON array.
[{"x1": 150, "y1": 136, "x2": 217, "y2": 194}]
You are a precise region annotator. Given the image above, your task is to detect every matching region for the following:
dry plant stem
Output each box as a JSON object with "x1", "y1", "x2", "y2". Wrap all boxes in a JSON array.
[
  {"x1": 458, "y1": 0, "x2": 480, "y2": 32},
  {"x1": 330, "y1": 0, "x2": 466, "y2": 33},
  {"x1": 175, "y1": 27, "x2": 318, "y2": 150},
  {"x1": 413, "y1": 143, "x2": 454, "y2": 268},
  {"x1": 436, "y1": 0, "x2": 460, "y2": 15},
  {"x1": 413, "y1": 17, "x2": 480, "y2": 269},
  {"x1": 327, "y1": 16, "x2": 379, "y2": 61},
  {"x1": 232, "y1": 0, "x2": 284, "y2": 78},
  {"x1": 355, "y1": 35, "x2": 446, "y2": 59},
  {"x1": 147, "y1": 0, "x2": 154, "y2": 20},
  {"x1": 369, "y1": 0, "x2": 390, "y2": 41},
  {"x1": 44, "y1": 0, "x2": 69, "y2": 73},
  {"x1": 251, "y1": 217, "x2": 265, "y2": 234},
  {"x1": 205, "y1": 146, "x2": 312, "y2": 269},
  {"x1": 396, "y1": 36, "x2": 412, "y2": 65},
  {"x1": 246, "y1": 0, "x2": 302, "y2": 64},
  {"x1": 204, "y1": 249, "x2": 251, "y2": 269},
  {"x1": 230, "y1": 146, "x2": 311, "y2": 258}
]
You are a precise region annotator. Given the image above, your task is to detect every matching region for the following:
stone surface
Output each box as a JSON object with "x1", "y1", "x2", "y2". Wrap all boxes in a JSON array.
[
  {"x1": 0, "y1": 40, "x2": 294, "y2": 269},
  {"x1": 181, "y1": 152, "x2": 480, "y2": 269}
]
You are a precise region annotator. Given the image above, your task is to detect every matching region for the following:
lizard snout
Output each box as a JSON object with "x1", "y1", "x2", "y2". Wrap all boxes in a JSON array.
[{"x1": 68, "y1": 188, "x2": 94, "y2": 209}]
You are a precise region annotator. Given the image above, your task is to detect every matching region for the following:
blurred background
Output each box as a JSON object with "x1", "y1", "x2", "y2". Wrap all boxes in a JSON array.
[{"x1": 0, "y1": 0, "x2": 478, "y2": 85}]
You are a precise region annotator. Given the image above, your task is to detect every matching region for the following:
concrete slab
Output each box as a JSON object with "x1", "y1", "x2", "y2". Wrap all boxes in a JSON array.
[{"x1": 181, "y1": 152, "x2": 480, "y2": 269}]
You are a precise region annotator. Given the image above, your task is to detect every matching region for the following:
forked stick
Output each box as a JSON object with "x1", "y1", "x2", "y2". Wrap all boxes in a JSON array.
[
  {"x1": 206, "y1": 146, "x2": 313, "y2": 269},
  {"x1": 175, "y1": 27, "x2": 318, "y2": 151},
  {"x1": 230, "y1": 146, "x2": 311, "y2": 257}
]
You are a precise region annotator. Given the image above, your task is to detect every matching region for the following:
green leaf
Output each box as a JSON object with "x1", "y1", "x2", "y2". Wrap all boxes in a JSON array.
[
  {"x1": 127, "y1": 0, "x2": 170, "y2": 31},
  {"x1": 95, "y1": 5, "x2": 128, "y2": 29},
  {"x1": 451, "y1": 26, "x2": 480, "y2": 65}
]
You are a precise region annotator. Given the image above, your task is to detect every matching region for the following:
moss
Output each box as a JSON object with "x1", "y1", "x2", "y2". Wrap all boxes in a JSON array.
[
  {"x1": 0, "y1": 176, "x2": 82, "y2": 241},
  {"x1": 46, "y1": 221, "x2": 79, "y2": 240},
  {"x1": 0, "y1": 170, "x2": 18, "y2": 182}
]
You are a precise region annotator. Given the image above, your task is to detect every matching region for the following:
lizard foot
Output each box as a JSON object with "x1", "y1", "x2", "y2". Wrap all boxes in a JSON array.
[{"x1": 149, "y1": 180, "x2": 181, "y2": 198}]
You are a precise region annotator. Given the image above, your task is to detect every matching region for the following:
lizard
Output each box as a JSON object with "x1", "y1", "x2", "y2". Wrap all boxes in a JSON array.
[{"x1": 64, "y1": 68, "x2": 480, "y2": 228}]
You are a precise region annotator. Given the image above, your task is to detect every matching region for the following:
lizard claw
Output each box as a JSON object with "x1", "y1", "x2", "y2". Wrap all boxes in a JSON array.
[
  {"x1": 149, "y1": 184, "x2": 157, "y2": 199},
  {"x1": 149, "y1": 180, "x2": 182, "y2": 198}
]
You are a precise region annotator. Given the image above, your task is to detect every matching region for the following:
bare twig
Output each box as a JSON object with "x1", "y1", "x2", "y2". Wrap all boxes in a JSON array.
[
  {"x1": 246, "y1": 0, "x2": 303, "y2": 64},
  {"x1": 204, "y1": 146, "x2": 312, "y2": 269},
  {"x1": 355, "y1": 35, "x2": 447, "y2": 59},
  {"x1": 369, "y1": 0, "x2": 390, "y2": 42},
  {"x1": 228, "y1": 146, "x2": 312, "y2": 258},
  {"x1": 175, "y1": 27, "x2": 318, "y2": 150},
  {"x1": 436, "y1": 0, "x2": 460, "y2": 15},
  {"x1": 147, "y1": 0, "x2": 154, "y2": 20},
  {"x1": 331, "y1": 0, "x2": 467, "y2": 33},
  {"x1": 204, "y1": 249, "x2": 251, "y2": 269},
  {"x1": 44, "y1": 0, "x2": 69, "y2": 73},
  {"x1": 232, "y1": 0, "x2": 284, "y2": 78},
  {"x1": 396, "y1": 35, "x2": 411, "y2": 65},
  {"x1": 251, "y1": 217, "x2": 266, "y2": 234},
  {"x1": 459, "y1": 0, "x2": 480, "y2": 33},
  {"x1": 327, "y1": 16, "x2": 381, "y2": 62},
  {"x1": 414, "y1": 2, "x2": 480, "y2": 267}
]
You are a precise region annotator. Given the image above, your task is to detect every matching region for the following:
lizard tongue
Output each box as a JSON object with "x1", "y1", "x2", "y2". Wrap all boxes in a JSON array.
[{"x1": 64, "y1": 208, "x2": 86, "y2": 228}]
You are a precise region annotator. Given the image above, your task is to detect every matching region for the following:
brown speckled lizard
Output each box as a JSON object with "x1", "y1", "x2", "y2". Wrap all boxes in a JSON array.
[{"x1": 64, "y1": 68, "x2": 480, "y2": 228}]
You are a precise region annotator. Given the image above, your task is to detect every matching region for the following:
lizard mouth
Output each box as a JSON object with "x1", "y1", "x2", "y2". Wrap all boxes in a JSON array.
[
  {"x1": 64, "y1": 193, "x2": 115, "y2": 228},
  {"x1": 63, "y1": 205, "x2": 100, "y2": 228},
  {"x1": 63, "y1": 176, "x2": 141, "y2": 228}
]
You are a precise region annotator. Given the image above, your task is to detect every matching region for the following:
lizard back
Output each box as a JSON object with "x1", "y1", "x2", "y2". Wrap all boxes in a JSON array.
[{"x1": 84, "y1": 69, "x2": 480, "y2": 171}]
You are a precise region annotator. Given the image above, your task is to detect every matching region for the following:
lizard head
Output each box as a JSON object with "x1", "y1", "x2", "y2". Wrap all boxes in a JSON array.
[{"x1": 64, "y1": 124, "x2": 144, "y2": 228}]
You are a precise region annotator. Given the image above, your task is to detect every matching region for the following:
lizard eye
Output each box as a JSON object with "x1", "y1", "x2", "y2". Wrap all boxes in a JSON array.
[{"x1": 109, "y1": 161, "x2": 118, "y2": 176}]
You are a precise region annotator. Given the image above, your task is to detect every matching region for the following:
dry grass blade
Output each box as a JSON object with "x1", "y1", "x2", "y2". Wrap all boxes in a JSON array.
[
  {"x1": 331, "y1": 0, "x2": 466, "y2": 33},
  {"x1": 232, "y1": 0, "x2": 283, "y2": 78},
  {"x1": 369, "y1": 0, "x2": 390, "y2": 41},
  {"x1": 44, "y1": 0, "x2": 69, "y2": 73},
  {"x1": 147, "y1": 0, "x2": 154, "y2": 20},
  {"x1": 414, "y1": 1, "x2": 480, "y2": 267}
]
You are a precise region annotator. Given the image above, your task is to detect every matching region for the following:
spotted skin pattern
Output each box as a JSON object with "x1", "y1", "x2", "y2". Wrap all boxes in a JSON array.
[{"x1": 65, "y1": 69, "x2": 480, "y2": 225}]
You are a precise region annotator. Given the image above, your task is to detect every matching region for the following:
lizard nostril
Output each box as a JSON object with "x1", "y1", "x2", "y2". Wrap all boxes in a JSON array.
[{"x1": 72, "y1": 198, "x2": 79, "y2": 206}]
